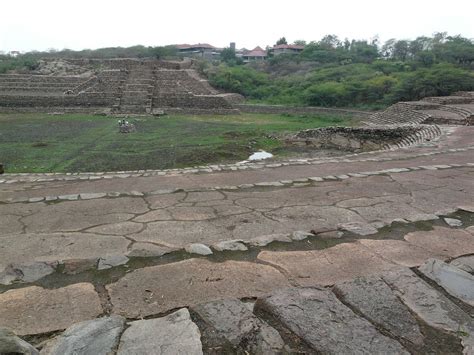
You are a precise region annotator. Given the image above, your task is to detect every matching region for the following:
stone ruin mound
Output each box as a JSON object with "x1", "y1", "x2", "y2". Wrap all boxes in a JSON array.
[
  {"x1": 0, "y1": 58, "x2": 242, "y2": 115},
  {"x1": 289, "y1": 125, "x2": 442, "y2": 152},
  {"x1": 364, "y1": 92, "x2": 474, "y2": 127},
  {"x1": 287, "y1": 94, "x2": 474, "y2": 152}
]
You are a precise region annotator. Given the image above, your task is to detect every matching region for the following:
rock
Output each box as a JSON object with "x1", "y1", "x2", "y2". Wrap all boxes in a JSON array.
[
  {"x1": 117, "y1": 308, "x2": 202, "y2": 355},
  {"x1": 185, "y1": 243, "x2": 213, "y2": 255},
  {"x1": 444, "y1": 218, "x2": 463, "y2": 227},
  {"x1": 333, "y1": 276, "x2": 424, "y2": 346},
  {"x1": 0, "y1": 262, "x2": 57, "y2": 285},
  {"x1": 254, "y1": 182, "x2": 284, "y2": 187},
  {"x1": 418, "y1": 259, "x2": 474, "y2": 306},
  {"x1": 382, "y1": 268, "x2": 474, "y2": 352},
  {"x1": 191, "y1": 298, "x2": 284, "y2": 353},
  {"x1": 337, "y1": 222, "x2": 378, "y2": 236},
  {"x1": 126, "y1": 243, "x2": 177, "y2": 257},
  {"x1": 450, "y1": 255, "x2": 474, "y2": 274},
  {"x1": 61, "y1": 258, "x2": 98, "y2": 275},
  {"x1": 316, "y1": 230, "x2": 344, "y2": 239},
  {"x1": 404, "y1": 227, "x2": 474, "y2": 258},
  {"x1": 248, "y1": 234, "x2": 291, "y2": 247},
  {"x1": 357, "y1": 239, "x2": 439, "y2": 267},
  {"x1": 257, "y1": 243, "x2": 394, "y2": 286},
  {"x1": 107, "y1": 259, "x2": 290, "y2": 318},
  {"x1": 57, "y1": 194, "x2": 79, "y2": 201},
  {"x1": 291, "y1": 231, "x2": 314, "y2": 241},
  {"x1": 458, "y1": 205, "x2": 474, "y2": 213},
  {"x1": 212, "y1": 240, "x2": 248, "y2": 252},
  {"x1": 87, "y1": 222, "x2": 143, "y2": 235},
  {"x1": 97, "y1": 255, "x2": 129, "y2": 270},
  {"x1": 40, "y1": 315, "x2": 125, "y2": 355},
  {"x1": 79, "y1": 192, "x2": 107, "y2": 200},
  {"x1": 255, "y1": 287, "x2": 408, "y2": 354},
  {"x1": 0, "y1": 327, "x2": 39, "y2": 354},
  {"x1": 0, "y1": 283, "x2": 102, "y2": 335}
]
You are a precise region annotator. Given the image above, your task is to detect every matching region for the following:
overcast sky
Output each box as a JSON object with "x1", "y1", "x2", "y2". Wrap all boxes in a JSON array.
[{"x1": 1, "y1": 0, "x2": 473, "y2": 52}]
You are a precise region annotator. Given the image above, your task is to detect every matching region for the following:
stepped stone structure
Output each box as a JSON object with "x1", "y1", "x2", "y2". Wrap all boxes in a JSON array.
[
  {"x1": 0, "y1": 59, "x2": 239, "y2": 114},
  {"x1": 364, "y1": 92, "x2": 474, "y2": 126}
]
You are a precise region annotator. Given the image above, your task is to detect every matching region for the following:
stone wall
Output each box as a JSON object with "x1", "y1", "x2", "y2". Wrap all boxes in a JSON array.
[
  {"x1": 365, "y1": 92, "x2": 474, "y2": 126},
  {"x1": 288, "y1": 126, "x2": 429, "y2": 152},
  {"x1": 237, "y1": 104, "x2": 372, "y2": 118},
  {"x1": 0, "y1": 59, "x2": 233, "y2": 114}
]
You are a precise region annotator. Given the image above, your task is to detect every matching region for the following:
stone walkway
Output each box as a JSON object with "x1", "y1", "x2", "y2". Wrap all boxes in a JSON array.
[{"x1": 0, "y1": 125, "x2": 473, "y2": 354}]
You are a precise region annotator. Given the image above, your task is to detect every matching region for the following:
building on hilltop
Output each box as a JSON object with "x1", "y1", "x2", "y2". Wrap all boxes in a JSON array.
[
  {"x1": 271, "y1": 44, "x2": 304, "y2": 56},
  {"x1": 242, "y1": 46, "x2": 267, "y2": 63},
  {"x1": 175, "y1": 44, "x2": 221, "y2": 59}
]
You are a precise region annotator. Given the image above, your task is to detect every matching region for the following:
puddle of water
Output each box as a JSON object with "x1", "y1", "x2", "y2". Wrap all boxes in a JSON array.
[{"x1": 2, "y1": 210, "x2": 473, "y2": 295}]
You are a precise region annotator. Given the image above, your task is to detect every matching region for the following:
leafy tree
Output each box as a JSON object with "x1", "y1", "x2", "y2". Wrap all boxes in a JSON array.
[
  {"x1": 293, "y1": 40, "x2": 307, "y2": 46},
  {"x1": 276, "y1": 37, "x2": 288, "y2": 45}
]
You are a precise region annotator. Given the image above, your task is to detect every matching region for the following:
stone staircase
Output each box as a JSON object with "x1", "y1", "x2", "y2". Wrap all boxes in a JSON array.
[{"x1": 113, "y1": 67, "x2": 155, "y2": 114}]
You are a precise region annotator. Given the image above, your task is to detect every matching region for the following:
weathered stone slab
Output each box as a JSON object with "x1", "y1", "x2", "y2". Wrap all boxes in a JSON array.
[
  {"x1": 191, "y1": 298, "x2": 284, "y2": 353},
  {"x1": 404, "y1": 227, "x2": 474, "y2": 257},
  {"x1": 382, "y1": 268, "x2": 474, "y2": 353},
  {"x1": 450, "y1": 255, "x2": 474, "y2": 274},
  {"x1": 185, "y1": 243, "x2": 213, "y2": 255},
  {"x1": 212, "y1": 240, "x2": 248, "y2": 251},
  {"x1": 338, "y1": 221, "x2": 378, "y2": 236},
  {"x1": 0, "y1": 262, "x2": 57, "y2": 285},
  {"x1": 444, "y1": 217, "x2": 463, "y2": 227},
  {"x1": 126, "y1": 242, "x2": 177, "y2": 257},
  {"x1": 0, "y1": 283, "x2": 102, "y2": 335},
  {"x1": 357, "y1": 239, "x2": 440, "y2": 267},
  {"x1": 255, "y1": 287, "x2": 408, "y2": 354},
  {"x1": 40, "y1": 315, "x2": 125, "y2": 355},
  {"x1": 97, "y1": 255, "x2": 129, "y2": 270},
  {"x1": 333, "y1": 276, "x2": 424, "y2": 346},
  {"x1": 257, "y1": 242, "x2": 395, "y2": 286},
  {"x1": 0, "y1": 327, "x2": 39, "y2": 355},
  {"x1": 79, "y1": 192, "x2": 107, "y2": 200},
  {"x1": 291, "y1": 230, "x2": 314, "y2": 241},
  {"x1": 86, "y1": 222, "x2": 143, "y2": 236},
  {"x1": 107, "y1": 259, "x2": 290, "y2": 318},
  {"x1": 418, "y1": 259, "x2": 474, "y2": 306},
  {"x1": 61, "y1": 258, "x2": 98, "y2": 275},
  {"x1": 248, "y1": 233, "x2": 291, "y2": 247},
  {"x1": 0, "y1": 232, "x2": 129, "y2": 266},
  {"x1": 116, "y1": 308, "x2": 202, "y2": 355}
]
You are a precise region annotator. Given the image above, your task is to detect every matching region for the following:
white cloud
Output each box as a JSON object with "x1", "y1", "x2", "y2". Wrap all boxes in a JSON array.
[{"x1": 1, "y1": 0, "x2": 473, "y2": 52}]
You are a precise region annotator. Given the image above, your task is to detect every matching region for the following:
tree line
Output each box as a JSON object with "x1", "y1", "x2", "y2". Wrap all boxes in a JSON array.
[{"x1": 210, "y1": 33, "x2": 474, "y2": 108}]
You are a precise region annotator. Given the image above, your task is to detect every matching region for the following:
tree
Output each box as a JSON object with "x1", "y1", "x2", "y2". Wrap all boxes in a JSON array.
[
  {"x1": 276, "y1": 37, "x2": 288, "y2": 45},
  {"x1": 221, "y1": 47, "x2": 237, "y2": 63},
  {"x1": 293, "y1": 40, "x2": 307, "y2": 46},
  {"x1": 320, "y1": 35, "x2": 341, "y2": 49}
]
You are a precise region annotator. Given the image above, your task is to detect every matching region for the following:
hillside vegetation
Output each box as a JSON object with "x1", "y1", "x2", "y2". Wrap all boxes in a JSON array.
[
  {"x1": 208, "y1": 33, "x2": 474, "y2": 109},
  {"x1": 1, "y1": 33, "x2": 473, "y2": 109}
]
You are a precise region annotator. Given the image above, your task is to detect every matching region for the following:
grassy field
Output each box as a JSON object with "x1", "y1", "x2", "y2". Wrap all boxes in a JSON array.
[{"x1": 0, "y1": 112, "x2": 355, "y2": 173}]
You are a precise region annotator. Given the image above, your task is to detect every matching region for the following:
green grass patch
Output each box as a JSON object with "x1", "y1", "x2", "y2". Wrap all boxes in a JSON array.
[{"x1": 0, "y1": 112, "x2": 355, "y2": 173}]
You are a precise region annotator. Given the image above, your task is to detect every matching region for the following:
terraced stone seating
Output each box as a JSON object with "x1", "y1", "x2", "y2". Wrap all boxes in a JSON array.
[
  {"x1": 288, "y1": 126, "x2": 442, "y2": 152},
  {"x1": 422, "y1": 96, "x2": 473, "y2": 105},
  {"x1": 364, "y1": 103, "x2": 431, "y2": 126},
  {"x1": 365, "y1": 92, "x2": 474, "y2": 127}
]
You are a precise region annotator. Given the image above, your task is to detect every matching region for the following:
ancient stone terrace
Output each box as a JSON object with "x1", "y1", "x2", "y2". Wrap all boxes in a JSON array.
[
  {"x1": 0, "y1": 59, "x2": 236, "y2": 114},
  {"x1": 364, "y1": 92, "x2": 474, "y2": 126}
]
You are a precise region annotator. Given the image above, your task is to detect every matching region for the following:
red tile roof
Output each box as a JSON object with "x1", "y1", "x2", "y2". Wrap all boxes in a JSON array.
[
  {"x1": 273, "y1": 44, "x2": 305, "y2": 50},
  {"x1": 175, "y1": 43, "x2": 216, "y2": 50},
  {"x1": 243, "y1": 46, "x2": 267, "y2": 57}
]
